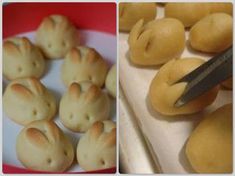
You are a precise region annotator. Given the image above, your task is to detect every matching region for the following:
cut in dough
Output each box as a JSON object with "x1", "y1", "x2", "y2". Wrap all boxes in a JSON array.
[
  {"x1": 149, "y1": 58, "x2": 219, "y2": 116},
  {"x1": 128, "y1": 18, "x2": 185, "y2": 66}
]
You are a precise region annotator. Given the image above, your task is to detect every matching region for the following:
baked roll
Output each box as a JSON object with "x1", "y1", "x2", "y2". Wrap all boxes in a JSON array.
[
  {"x1": 36, "y1": 15, "x2": 78, "y2": 59},
  {"x1": 119, "y1": 3, "x2": 157, "y2": 32},
  {"x1": 105, "y1": 64, "x2": 116, "y2": 98},
  {"x1": 189, "y1": 13, "x2": 232, "y2": 53},
  {"x1": 16, "y1": 120, "x2": 74, "y2": 172},
  {"x1": 186, "y1": 104, "x2": 232, "y2": 173},
  {"x1": 3, "y1": 78, "x2": 57, "y2": 125},
  {"x1": 59, "y1": 81, "x2": 110, "y2": 132},
  {"x1": 149, "y1": 58, "x2": 219, "y2": 116},
  {"x1": 3, "y1": 37, "x2": 45, "y2": 80},
  {"x1": 165, "y1": 3, "x2": 211, "y2": 27},
  {"x1": 76, "y1": 120, "x2": 116, "y2": 171},
  {"x1": 61, "y1": 46, "x2": 108, "y2": 87},
  {"x1": 128, "y1": 18, "x2": 185, "y2": 66}
]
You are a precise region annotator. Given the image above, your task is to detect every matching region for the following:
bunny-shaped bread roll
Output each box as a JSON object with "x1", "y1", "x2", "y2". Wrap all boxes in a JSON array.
[
  {"x1": 36, "y1": 15, "x2": 78, "y2": 59},
  {"x1": 149, "y1": 58, "x2": 219, "y2": 115},
  {"x1": 61, "y1": 46, "x2": 108, "y2": 87},
  {"x1": 3, "y1": 37, "x2": 45, "y2": 80},
  {"x1": 3, "y1": 78, "x2": 57, "y2": 125},
  {"x1": 16, "y1": 120, "x2": 74, "y2": 172},
  {"x1": 119, "y1": 3, "x2": 157, "y2": 32},
  {"x1": 59, "y1": 81, "x2": 110, "y2": 132},
  {"x1": 128, "y1": 18, "x2": 185, "y2": 66},
  {"x1": 77, "y1": 120, "x2": 116, "y2": 171}
]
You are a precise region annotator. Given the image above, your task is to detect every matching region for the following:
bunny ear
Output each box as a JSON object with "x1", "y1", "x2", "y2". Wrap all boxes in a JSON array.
[
  {"x1": 69, "y1": 82, "x2": 81, "y2": 99},
  {"x1": 84, "y1": 85, "x2": 101, "y2": 103},
  {"x1": 3, "y1": 41, "x2": 21, "y2": 57},
  {"x1": 137, "y1": 29, "x2": 152, "y2": 52},
  {"x1": 102, "y1": 128, "x2": 116, "y2": 148},
  {"x1": 89, "y1": 121, "x2": 104, "y2": 139},
  {"x1": 128, "y1": 19, "x2": 144, "y2": 45},
  {"x1": 68, "y1": 48, "x2": 81, "y2": 63},
  {"x1": 11, "y1": 83, "x2": 33, "y2": 100},
  {"x1": 86, "y1": 48, "x2": 99, "y2": 64},
  {"x1": 27, "y1": 78, "x2": 45, "y2": 95},
  {"x1": 20, "y1": 37, "x2": 32, "y2": 55},
  {"x1": 42, "y1": 17, "x2": 55, "y2": 31},
  {"x1": 26, "y1": 128, "x2": 49, "y2": 148},
  {"x1": 44, "y1": 121, "x2": 60, "y2": 143}
]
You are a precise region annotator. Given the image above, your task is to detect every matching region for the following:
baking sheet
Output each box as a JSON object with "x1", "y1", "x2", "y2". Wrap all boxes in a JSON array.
[
  {"x1": 119, "y1": 5, "x2": 232, "y2": 173},
  {"x1": 3, "y1": 30, "x2": 116, "y2": 172}
]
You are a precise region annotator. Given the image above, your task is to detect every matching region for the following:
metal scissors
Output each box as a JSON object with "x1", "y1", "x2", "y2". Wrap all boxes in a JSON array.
[{"x1": 174, "y1": 46, "x2": 233, "y2": 107}]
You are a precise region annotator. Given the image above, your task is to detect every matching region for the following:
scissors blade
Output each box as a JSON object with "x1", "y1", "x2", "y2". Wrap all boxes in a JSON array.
[{"x1": 174, "y1": 47, "x2": 233, "y2": 107}]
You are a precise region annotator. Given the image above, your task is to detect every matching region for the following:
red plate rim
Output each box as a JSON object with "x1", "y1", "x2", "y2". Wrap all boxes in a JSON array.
[{"x1": 3, "y1": 2, "x2": 116, "y2": 174}]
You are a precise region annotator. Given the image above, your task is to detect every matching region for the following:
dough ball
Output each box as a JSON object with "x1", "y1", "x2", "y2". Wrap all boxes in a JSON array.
[
  {"x1": 189, "y1": 13, "x2": 232, "y2": 53},
  {"x1": 128, "y1": 18, "x2": 185, "y2": 66},
  {"x1": 105, "y1": 64, "x2": 116, "y2": 98},
  {"x1": 61, "y1": 46, "x2": 108, "y2": 87},
  {"x1": 59, "y1": 81, "x2": 110, "y2": 132},
  {"x1": 186, "y1": 104, "x2": 232, "y2": 173},
  {"x1": 149, "y1": 58, "x2": 219, "y2": 116},
  {"x1": 165, "y1": 3, "x2": 211, "y2": 27},
  {"x1": 209, "y1": 3, "x2": 233, "y2": 15},
  {"x1": 119, "y1": 3, "x2": 157, "y2": 32},
  {"x1": 3, "y1": 37, "x2": 45, "y2": 80},
  {"x1": 36, "y1": 15, "x2": 79, "y2": 59},
  {"x1": 77, "y1": 120, "x2": 116, "y2": 171},
  {"x1": 3, "y1": 78, "x2": 57, "y2": 125},
  {"x1": 16, "y1": 120, "x2": 74, "y2": 172}
]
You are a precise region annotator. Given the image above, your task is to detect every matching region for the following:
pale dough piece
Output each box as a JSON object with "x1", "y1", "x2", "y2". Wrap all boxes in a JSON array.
[
  {"x1": 209, "y1": 3, "x2": 233, "y2": 15},
  {"x1": 16, "y1": 120, "x2": 74, "y2": 172},
  {"x1": 119, "y1": 3, "x2": 157, "y2": 32},
  {"x1": 189, "y1": 13, "x2": 232, "y2": 53},
  {"x1": 76, "y1": 120, "x2": 116, "y2": 171},
  {"x1": 61, "y1": 46, "x2": 108, "y2": 87},
  {"x1": 128, "y1": 18, "x2": 185, "y2": 66},
  {"x1": 36, "y1": 15, "x2": 79, "y2": 59},
  {"x1": 3, "y1": 37, "x2": 45, "y2": 80},
  {"x1": 59, "y1": 81, "x2": 110, "y2": 132},
  {"x1": 165, "y1": 3, "x2": 211, "y2": 27},
  {"x1": 105, "y1": 64, "x2": 116, "y2": 98},
  {"x1": 186, "y1": 104, "x2": 232, "y2": 173},
  {"x1": 149, "y1": 58, "x2": 219, "y2": 116},
  {"x1": 3, "y1": 78, "x2": 57, "y2": 125}
]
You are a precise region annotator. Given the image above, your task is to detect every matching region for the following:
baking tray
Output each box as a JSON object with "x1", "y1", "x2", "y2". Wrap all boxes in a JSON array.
[
  {"x1": 2, "y1": 2, "x2": 116, "y2": 174},
  {"x1": 119, "y1": 4, "x2": 233, "y2": 174}
]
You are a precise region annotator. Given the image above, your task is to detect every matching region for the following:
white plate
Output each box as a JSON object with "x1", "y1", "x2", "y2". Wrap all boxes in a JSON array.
[
  {"x1": 3, "y1": 30, "x2": 117, "y2": 172},
  {"x1": 119, "y1": 5, "x2": 232, "y2": 173}
]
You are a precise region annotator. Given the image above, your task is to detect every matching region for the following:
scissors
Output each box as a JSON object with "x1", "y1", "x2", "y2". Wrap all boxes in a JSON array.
[{"x1": 174, "y1": 46, "x2": 233, "y2": 107}]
